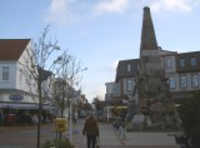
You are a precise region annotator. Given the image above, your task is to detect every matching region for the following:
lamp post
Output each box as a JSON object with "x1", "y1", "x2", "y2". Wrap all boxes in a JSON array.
[
  {"x1": 68, "y1": 68, "x2": 87, "y2": 143},
  {"x1": 68, "y1": 89, "x2": 76, "y2": 143}
]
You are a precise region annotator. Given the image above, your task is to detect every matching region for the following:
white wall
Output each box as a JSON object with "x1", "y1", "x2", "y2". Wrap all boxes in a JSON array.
[
  {"x1": 16, "y1": 41, "x2": 38, "y2": 95},
  {"x1": 0, "y1": 41, "x2": 56, "y2": 104},
  {"x1": 0, "y1": 92, "x2": 38, "y2": 103}
]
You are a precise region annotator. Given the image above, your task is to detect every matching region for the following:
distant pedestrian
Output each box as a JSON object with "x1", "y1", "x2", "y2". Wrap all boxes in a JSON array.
[
  {"x1": 73, "y1": 113, "x2": 77, "y2": 125},
  {"x1": 119, "y1": 118, "x2": 126, "y2": 140},
  {"x1": 0, "y1": 110, "x2": 4, "y2": 126},
  {"x1": 82, "y1": 112, "x2": 99, "y2": 148},
  {"x1": 32, "y1": 114, "x2": 38, "y2": 125}
]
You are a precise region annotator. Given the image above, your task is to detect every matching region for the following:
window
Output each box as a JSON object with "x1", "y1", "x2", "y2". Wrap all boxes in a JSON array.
[
  {"x1": 192, "y1": 75, "x2": 199, "y2": 88},
  {"x1": 127, "y1": 79, "x2": 133, "y2": 91},
  {"x1": 127, "y1": 64, "x2": 131, "y2": 72},
  {"x1": 169, "y1": 77, "x2": 176, "y2": 89},
  {"x1": 19, "y1": 69, "x2": 23, "y2": 83},
  {"x1": 180, "y1": 76, "x2": 187, "y2": 88},
  {"x1": 2, "y1": 66, "x2": 9, "y2": 80},
  {"x1": 180, "y1": 58, "x2": 185, "y2": 67},
  {"x1": 165, "y1": 58, "x2": 173, "y2": 69},
  {"x1": 191, "y1": 57, "x2": 197, "y2": 66}
]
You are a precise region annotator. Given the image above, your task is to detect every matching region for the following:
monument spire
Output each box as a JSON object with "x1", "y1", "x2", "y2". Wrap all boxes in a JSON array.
[{"x1": 140, "y1": 7, "x2": 158, "y2": 56}]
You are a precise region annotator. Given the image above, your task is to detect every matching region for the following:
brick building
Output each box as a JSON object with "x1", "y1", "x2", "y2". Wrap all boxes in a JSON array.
[{"x1": 105, "y1": 7, "x2": 200, "y2": 109}]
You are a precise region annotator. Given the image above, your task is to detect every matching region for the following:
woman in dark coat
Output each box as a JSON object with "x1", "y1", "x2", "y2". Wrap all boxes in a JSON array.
[{"x1": 82, "y1": 114, "x2": 99, "y2": 148}]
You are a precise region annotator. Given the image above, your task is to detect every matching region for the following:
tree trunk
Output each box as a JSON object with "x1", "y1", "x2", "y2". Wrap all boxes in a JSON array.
[
  {"x1": 37, "y1": 80, "x2": 42, "y2": 148},
  {"x1": 59, "y1": 82, "x2": 65, "y2": 140}
]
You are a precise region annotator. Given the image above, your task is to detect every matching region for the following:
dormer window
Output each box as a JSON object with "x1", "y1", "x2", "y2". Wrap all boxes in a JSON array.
[
  {"x1": 191, "y1": 57, "x2": 197, "y2": 66},
  {"x1": 180, "y1": 58, "x2": 185, "y2": 67},
  {"x1": 127, "y1": 64, "x2": 131, "y2": 72},
  {"x1": 165, "y1": 58, "x2": 173, "y2": 69}
]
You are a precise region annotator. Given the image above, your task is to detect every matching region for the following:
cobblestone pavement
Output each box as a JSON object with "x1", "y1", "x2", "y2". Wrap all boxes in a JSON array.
[
  {"x1": 72, "y1": 120, "x2": 179, "y2": 148},
  {"x1": 0, "y1": 124, "x2": 55, "y2": 148},
  {"x1": 0, "y1": 121, "x2": 179, "y2": 148}
]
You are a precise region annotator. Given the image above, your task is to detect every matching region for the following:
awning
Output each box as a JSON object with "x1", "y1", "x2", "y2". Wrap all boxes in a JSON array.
[{"x1": 0, "y1": 102, "x2": 54, "y2": 110}]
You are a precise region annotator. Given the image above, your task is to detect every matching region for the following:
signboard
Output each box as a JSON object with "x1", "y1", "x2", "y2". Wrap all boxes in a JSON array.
[
  {"x1": 9, "y1": 95, "x2": 24, "y2": 101},
  {"x1": 55, "y1": 118, "x2": 68, "y2": 132}
]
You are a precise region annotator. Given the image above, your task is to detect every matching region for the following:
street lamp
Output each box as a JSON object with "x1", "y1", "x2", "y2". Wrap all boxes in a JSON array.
[{"x1": 68, "y1": 68, "x2": 87, "y2": 143}]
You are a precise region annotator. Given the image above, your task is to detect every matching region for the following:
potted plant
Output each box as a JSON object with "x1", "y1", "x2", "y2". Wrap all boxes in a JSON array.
[{"x1": 42, "y1": 139, "x2": 74, "y2": 148}]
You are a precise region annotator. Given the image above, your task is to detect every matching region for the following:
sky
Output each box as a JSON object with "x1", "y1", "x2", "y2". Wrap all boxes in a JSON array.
[{"x1": 1, "y1": 0, "x2": 200, "y2": 102}]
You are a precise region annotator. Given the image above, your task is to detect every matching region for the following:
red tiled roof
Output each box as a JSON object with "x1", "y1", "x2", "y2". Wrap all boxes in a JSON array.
[{"x1": 0, "y1": 39, "x2": 31, "y2": 61}]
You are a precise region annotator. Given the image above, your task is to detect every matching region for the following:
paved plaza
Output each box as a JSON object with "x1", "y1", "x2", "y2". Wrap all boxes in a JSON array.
[
  {"x1": 0, "y1": 124, "x2": 55, "y2": 148},
  {"x1": 73, "y1": 120, "x2": 179, "y2": 148},
  {"x1": 0, "y1": 120, "x2": 179, "y2": 148}
]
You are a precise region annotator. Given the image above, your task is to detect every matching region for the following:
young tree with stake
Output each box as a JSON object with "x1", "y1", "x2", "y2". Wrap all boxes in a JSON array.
[
  {"x1": 20, "y1": 26, "x2": 60, "y2": 148},
  {"x1": 52, "y1": 51, "x2": 87, "y2": 142}
]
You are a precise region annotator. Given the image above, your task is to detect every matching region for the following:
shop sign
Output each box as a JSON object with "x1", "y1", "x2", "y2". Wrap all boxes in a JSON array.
[{"x1": 9, "y1": 95, "x2": 24, "y2": 101}]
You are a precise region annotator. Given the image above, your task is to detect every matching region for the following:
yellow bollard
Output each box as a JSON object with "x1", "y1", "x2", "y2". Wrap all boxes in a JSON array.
[{"x1": 54, "y1": 118, "x2": 68, "y2": 133}]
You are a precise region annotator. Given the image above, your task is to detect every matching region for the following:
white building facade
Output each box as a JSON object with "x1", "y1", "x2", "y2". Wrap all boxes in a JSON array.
[{"x1": 0, "y1": 39, "x2": 51, "y2": 110}]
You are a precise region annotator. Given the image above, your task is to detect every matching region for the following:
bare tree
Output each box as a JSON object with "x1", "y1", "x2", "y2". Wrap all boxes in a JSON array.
[
  {"x1": 51, "y1": 50, "x2": 87, "y2": 140},
  {"x1": 20, "y1": 26, "x2": 60, "y2": 148},
  {"x1": 52, "y1": 51, "x2": 86, "y2": 116}
]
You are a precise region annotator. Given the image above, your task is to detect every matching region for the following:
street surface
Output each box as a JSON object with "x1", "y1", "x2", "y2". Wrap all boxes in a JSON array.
[
  {"x1": 0, "y1": 124, "x2": 55, "y2": 148},
  {"x1": 73, "y1": 120, "x2": 179, "y2": 148},
  {"x1": 0, "y1": 120, "x2": 179, "y2": 148}
]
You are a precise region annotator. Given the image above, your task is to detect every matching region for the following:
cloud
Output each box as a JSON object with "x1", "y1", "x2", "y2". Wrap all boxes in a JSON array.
[
  {"x1": 46, "y1": 0, "x2": 69, "y2": 25},
  {"x1": 46, "y1": 0, "x2": 80, "y2": 25},
  {"x1": 46, "y1": 0, "x2": 200, "y2": 24},
  {"x1": 83, "y1": 84, "x2": 105, "y2": 102},
  {"x1": 149, "y1": 0, "x2": 198, "y2": 12},
  {"x1": 94, "y1": 0, "x2": 129, "y2": 15}
]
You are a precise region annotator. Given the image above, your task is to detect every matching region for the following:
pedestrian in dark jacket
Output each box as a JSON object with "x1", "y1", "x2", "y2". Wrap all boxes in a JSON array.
[{"x1": 82, "y1": 113, "x2": 99, "y2": 148}]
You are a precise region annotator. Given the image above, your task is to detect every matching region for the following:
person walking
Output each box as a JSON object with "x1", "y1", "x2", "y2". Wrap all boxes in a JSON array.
[
  {"x1": 0, "y1": 110, "x2": 4, "y2": 126},
  {"x1": 119, "y1": 120, "x2": 126, "y2": 140},
  {"x1": 32, "y1": 113, "x2": 38, "y2": 125},
  {"x1": 82, "y1": 113, "x2": 99, "y2": 148}
]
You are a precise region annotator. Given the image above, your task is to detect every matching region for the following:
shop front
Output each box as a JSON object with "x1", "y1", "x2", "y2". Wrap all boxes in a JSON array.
[{"x1": 0, "y1": 91, "x2": 54, "y2": 126}]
